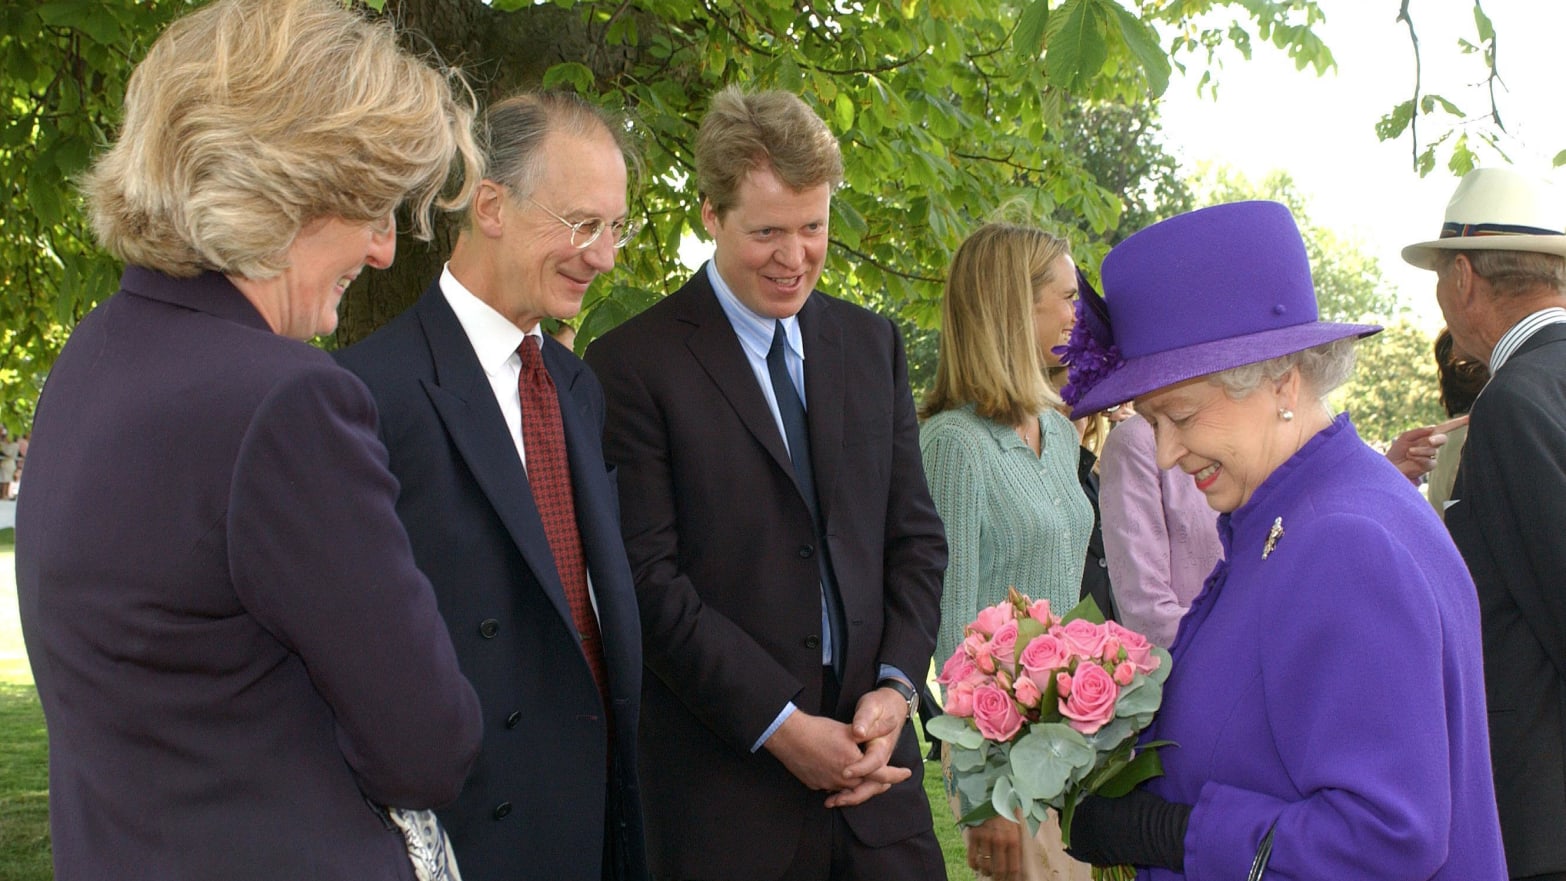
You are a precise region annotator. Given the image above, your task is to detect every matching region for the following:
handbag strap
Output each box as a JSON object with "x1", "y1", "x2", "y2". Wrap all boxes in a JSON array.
[{"x1": 1246, "y1": 820, "x2": 1278, "y2": 881}]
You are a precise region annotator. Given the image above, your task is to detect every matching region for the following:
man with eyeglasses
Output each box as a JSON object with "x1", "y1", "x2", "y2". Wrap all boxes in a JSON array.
[
  {"x1": 337, "y1": 91, "x2": 648, "y2": 881},
  {"x1": 585, "y1": 86, "x2": 948, "y2": 881}
]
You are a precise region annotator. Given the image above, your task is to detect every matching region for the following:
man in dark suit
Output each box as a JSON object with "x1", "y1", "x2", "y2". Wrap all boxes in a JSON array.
[
  {"x1": 336, "y1": 92, "x2": 647, "y2": 881},
  {"x1": 1403, "y1": 166, "x2": 1566, "y2": 881},
  {"x1": 584, "y1": 86, "x2": 948, "y2": 881}
]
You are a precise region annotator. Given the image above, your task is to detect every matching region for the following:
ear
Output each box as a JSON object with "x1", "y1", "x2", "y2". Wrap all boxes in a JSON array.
[
  {"x1": 1273, "y1": 365, "x2": 1304, "y2": 412},
  {"x1": 700, "y1": 198, "x2": 720, "y2": 239},
  {"x1": 471, "y1": 179, "x2": 509, "y2": 238},
  {"x1": 1450, "y1": 253, "x2": 1480, "y2": 306}
]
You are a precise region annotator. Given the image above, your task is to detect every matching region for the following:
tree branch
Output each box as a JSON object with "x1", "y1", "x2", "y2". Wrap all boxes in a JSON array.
[
  {"x1": 830, "y1": 239, "x2": 944, "y2": 284},
  {"x1": 1396, "y1": 0, "x2": 1422, "y2": 170}
]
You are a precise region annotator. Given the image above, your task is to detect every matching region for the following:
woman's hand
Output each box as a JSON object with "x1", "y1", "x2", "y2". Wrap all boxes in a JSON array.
[
  {"x1": 1064, "y1": 789, "x2": 1191, "y2": 870},
  {"x1": 964, "y1": 815, "x2": 1025, "y2": 880}
]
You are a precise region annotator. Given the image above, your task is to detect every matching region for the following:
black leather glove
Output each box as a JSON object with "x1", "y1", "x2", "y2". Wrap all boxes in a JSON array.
[{"x1": 1065, "y1": 788, "x2": 1192, "y2": 870}]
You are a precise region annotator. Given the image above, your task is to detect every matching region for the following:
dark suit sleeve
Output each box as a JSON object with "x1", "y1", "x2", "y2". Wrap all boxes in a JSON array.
[
  {"x1": 871, "y1": 320, "x2": 947, "y2": 683},
  {"x1": 1460, "y1": 378, "x2": 1566, "y2": 677},
  {"x1": 226, "y1": 363, "x2": 482, "y2": 807},
  {"x1": 588, "y1": 343, "x2": 805, "y2": 751}
]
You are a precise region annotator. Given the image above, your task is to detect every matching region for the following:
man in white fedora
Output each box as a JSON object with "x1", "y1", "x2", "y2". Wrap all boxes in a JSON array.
[{"x1": 1404, "y1": 165, "x2": 1566, "y2": 881}]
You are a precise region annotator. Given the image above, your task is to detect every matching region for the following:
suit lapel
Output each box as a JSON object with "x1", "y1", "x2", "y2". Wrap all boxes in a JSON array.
[
  {"x1": 412, "y1": 289, "x2": 576, "y2": 629},
  {"x1": 799, "y1": 294, "x2": 844, "y2": 521},
  {"x1": 678, "y1": 277, "x2": 797, "y2": 482}
]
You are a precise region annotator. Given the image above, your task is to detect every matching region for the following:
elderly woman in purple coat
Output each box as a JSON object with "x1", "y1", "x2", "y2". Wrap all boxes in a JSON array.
[{"x1": 1055, "y1": 202, "x2": 1507, "y2": 879}]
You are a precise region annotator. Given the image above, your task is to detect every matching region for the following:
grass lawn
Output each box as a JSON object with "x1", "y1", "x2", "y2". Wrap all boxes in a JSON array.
[{"x1": 0, "y1": 683, "x2": 49, "y2": 881}]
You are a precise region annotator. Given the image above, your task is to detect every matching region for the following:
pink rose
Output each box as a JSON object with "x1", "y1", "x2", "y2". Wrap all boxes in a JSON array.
[
  {"x1": 961, "y1": 631, "x2": 988, "y2": 658},
  {"x1": 945, "y1": 680, "x2": 977, "y2": 717},
  {"x1": 971, "y1": 684, "x2": 1024, "y2": 741},
  {"x1": 1026, "y1": 599, "x2": 1056, "y2": 628},
  {"x1": 1113, "y1": 661, "x2": 1135, "y2": 686},
  {"x1": 1059, "y1": 663, "x2": 1119, "y2": 734},
  {"x1": 1055, "y1": 618, "x2": 1111, "y2": 661},
  {"x1": 1106, "y1": 621, "x2": 1160, "y2": 674},
  {"x1": 971, "y1": 602, "x2": 1015, "y2": 637},
  {"x1": 1019, "y1": 633, "x2": 1071, "y2": 683},
  {"x1": 937, "y1": 650, "x2": 981, "y2": 687},
  {"x1": 989, "y1": 621, "x2": 1020, "y2": 673},
  {"x1": 1056, "y1": 670, "x2": 1073, "y2": 697},
  {"x1": 975, "y1": 649, "x2": 997, "y2": 675},
  {"x1": 1013, "y1": 675, "x2": 1042, "y2": 709}
]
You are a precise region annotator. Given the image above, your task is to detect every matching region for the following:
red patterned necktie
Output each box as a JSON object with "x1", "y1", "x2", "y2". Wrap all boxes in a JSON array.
[{"x1": 517, "y1": 337, "x2": 609, "y2": 705}]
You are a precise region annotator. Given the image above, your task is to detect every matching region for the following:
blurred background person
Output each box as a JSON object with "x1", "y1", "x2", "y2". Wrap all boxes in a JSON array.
[
  {"x1": 1426, "y1": 327, "x2": 1487, "y2": 518},
  {"x1": 1059, "y1": 201, "x2": 1505, "y2": 879},
  {"x1": 14, "y1": 1, "x2": 484, "y2": 878},
  {"x1": 0, "y1": 428, "x2": 19, "y2": 501},
  {"x1": 1096, "y1": 410, "x2": 1221, "y2": 648},
  {"x1": 1046, "y1": 365, "x2": 1118, "y2": 624},
  {"x1": 921, "y1": 222, "x2": 1092, "y2": 881},
  {"x1": 1402, "y1": 165, "x2": 1566, "y2": 879}
]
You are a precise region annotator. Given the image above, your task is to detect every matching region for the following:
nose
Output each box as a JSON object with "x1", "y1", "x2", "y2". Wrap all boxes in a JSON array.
[
  {"x1": 774, "y1": 236, "x2": 805, "y2": 269},
  {"x1": 366, "y1": 218, "x2": 396, "y2": 269},
  {"x1": 1152, "y1": 421, "x2": 1185, "y2": 471},
  {"x1": 582, "y1": 232, "x2": 617, "y2": 273}
]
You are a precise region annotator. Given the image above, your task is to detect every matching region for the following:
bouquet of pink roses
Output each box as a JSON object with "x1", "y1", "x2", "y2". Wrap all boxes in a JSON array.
[{"x1": 925, "y1": 589, "x2": 1172, "y2": 881}]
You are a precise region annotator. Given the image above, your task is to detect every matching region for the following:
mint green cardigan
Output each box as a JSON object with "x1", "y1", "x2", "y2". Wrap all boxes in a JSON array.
[{"x1": 920, "y1": 405, "x2": 1092, "y2": 668}]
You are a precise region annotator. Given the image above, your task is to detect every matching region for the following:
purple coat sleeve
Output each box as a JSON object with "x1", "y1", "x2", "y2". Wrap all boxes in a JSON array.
[{"x1": 227, "y1": 364, "x2": 482, "y2": 807}]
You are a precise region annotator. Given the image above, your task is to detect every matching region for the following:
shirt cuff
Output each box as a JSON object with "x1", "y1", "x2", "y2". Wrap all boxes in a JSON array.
[{"x1": 752, "y1": 701, "x2": 798, "y2": 752}]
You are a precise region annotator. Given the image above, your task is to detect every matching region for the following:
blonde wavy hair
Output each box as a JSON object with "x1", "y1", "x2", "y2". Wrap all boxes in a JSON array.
[
  {"x1": 922, "y1": 223, "x2": 1070, "y2": 425},
  {"x1": 695, "y1": 86, "x2": 843, "y2": 219},
  {"x1": 83, "y1": 0, "x2": 481, "y2": 279}
]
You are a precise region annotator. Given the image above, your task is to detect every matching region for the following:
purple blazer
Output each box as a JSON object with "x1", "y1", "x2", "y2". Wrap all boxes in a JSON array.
[
  {"x1": 1142, "y1": 415, "x2": 1506, "y2": 880},
  {"x1": 16, "y1": 268, "x2": 481, "y2": 880}
]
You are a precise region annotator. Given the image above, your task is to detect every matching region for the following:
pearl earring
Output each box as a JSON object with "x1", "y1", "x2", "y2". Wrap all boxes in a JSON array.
[{"x1": 1279, "y1": 408, "x2": 1294, "y2": 422}]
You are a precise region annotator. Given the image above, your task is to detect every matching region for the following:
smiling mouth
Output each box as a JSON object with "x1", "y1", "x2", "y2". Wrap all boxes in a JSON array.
[{"x1": 1192, "y1": 463, "x2": 1220, "y2": 491}]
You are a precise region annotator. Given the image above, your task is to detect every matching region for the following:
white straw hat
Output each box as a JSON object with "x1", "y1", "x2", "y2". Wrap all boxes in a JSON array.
[{"x1": 1402, "y1": 167, "x2": 1566, "y2": 270}]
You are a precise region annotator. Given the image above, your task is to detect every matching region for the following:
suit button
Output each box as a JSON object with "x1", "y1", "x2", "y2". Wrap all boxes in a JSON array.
[
  {"x1": 493, "y1": 801, "x2": 512, "y2": 820},
  {"x1": 803, "y1": 635, "x2": 821, "y2": 650},
  {"x1": 479, "y1": 619, "x2": 500, "y2": 639},
  {"x1": 797, "y1": 545, "x2": 814, "y2": 558},
  {"x1": 1098, "y1": 558, "x2": 1108, "y2": 569},
  {"x1": 505, "y1": 711, "x2": 522, "y2": 729}
]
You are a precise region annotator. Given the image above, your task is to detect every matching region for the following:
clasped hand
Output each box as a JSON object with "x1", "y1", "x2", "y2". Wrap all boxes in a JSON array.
[{"x1": 764, "y1": 687, "x2": 911, "y2": 808}]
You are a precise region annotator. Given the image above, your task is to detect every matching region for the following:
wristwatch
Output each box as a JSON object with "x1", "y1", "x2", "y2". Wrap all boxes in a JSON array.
[{"x1": 878, "y1": 677, "x2": 919, "y2": 721}]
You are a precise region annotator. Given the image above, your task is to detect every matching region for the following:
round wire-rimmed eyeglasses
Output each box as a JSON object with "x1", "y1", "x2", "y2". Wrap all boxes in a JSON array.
[{"x1": 528, "y1": 198, "x2": 643, "y2": 250}]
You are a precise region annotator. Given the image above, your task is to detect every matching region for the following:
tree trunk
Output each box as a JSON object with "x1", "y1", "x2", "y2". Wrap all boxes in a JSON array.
[{"x1": 333, "y1": 0, "x2": 619, "y2": 347}]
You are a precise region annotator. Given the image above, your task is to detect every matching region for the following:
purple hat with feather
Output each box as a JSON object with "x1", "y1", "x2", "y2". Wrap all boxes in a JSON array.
[{"x1": 1060, "y1": 201, "x2": 1381, "y2": 420}]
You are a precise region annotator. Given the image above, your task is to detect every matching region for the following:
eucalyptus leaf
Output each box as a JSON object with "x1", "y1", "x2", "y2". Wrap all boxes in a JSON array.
[
  {"x1": 952, "y1": 744, "x2": 989, "y2": 773},
  {"x1": 1149, "y1": 647, "x2": 1174, "y2": 685},
  {"x1": 991, "y1": 774, "x2": 1024, "y2": 822},
  {"x1": 927, "y1": 714, "x2": 985, "y2": 750},
  {"x1": 957, "y1": 764, "x2": 994, "y2": 809},
  {"x1": 1083, "y1": 716, "x2": 1136, "y2": 752},
  {"x1": 1115, "y1": 676, "x2": 1163, "y2": 717},
  {"x1": 1008, "y1": 723, "x2": 1095, "y2": 802}
]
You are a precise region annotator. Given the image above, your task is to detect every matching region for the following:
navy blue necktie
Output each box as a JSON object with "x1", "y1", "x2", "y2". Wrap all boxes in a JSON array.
[{"x1": 767, "y1": 320, "x2": 845, "y2": 676}]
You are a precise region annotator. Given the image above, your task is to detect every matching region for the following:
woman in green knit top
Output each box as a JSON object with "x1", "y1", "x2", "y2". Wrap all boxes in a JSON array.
[{"x1": 921, "y1": 222, "x2": 1093, "y2": 881}]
